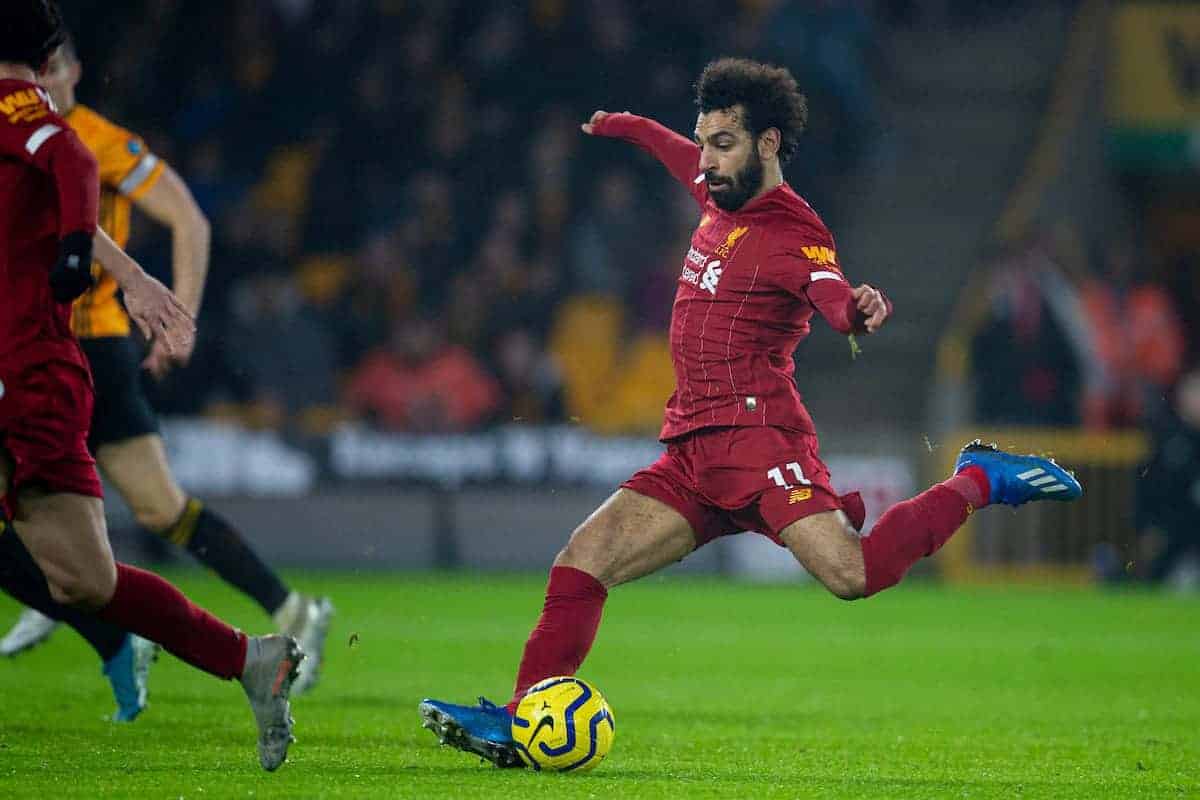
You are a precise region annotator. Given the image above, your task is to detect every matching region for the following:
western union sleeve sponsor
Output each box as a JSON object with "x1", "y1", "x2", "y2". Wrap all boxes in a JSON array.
[{"x1": 800, "y1": 245, "x2": 838, "y2": 268}]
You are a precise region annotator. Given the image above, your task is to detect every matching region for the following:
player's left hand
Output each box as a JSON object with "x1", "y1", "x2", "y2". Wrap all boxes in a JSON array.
[
  {"x1": 142, "y1": 333, "x2": 195, "y2": 380},
  {"x1": 581, "y1": 110, "x2": 610, "y2": 135},
  {"x1": 851, "y1": 284, "x2": 889, "y2": 333},
  {"x1": 581, "y1": 110, "x2": 629, "y2": 135}
]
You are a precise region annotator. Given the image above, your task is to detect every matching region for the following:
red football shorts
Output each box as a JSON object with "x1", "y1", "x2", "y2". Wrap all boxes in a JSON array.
[
  {"x1": 0, "y1": 360, "x2": 102, "y2": 503},
  {"x1": 622, "y1": 426, "x2": 843, "y2": 547}
]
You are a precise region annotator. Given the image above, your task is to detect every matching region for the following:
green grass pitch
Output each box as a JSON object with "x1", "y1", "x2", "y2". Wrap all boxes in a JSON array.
[{"x1": 0, "y1": 572, "x2": 1197, "y2": 799}]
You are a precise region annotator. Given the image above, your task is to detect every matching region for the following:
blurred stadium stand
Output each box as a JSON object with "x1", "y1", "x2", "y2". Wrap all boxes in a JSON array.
[{"x1": 63, "y1": 1, "x2": 1199, "y2": 585}]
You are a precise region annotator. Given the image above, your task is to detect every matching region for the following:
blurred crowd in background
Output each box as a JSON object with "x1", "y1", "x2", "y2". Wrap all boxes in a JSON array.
[
  {"x1": 68, "y1": 0, "x2": 893, "y2": 436},
  {"x1": 963, "y1": 225, "x2": 1189, "y2": 431},
  {"x1": 65, "y1": 0, "x2": 1071, "y2": 437}
]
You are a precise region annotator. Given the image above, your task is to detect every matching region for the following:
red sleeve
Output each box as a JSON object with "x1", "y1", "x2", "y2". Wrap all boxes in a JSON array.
[
  {"x1": 771, "y1": 226, "x2": 892, "y2": 335},
  {"x1": 0, "y1": 82, "x2": 98, "y2": 236},
  {"x1": 591, "y1": 112, "x2": 708, "y2": 208},
  {"x1": 807, "y1": 280, "x2": 887, "y2": 335}
]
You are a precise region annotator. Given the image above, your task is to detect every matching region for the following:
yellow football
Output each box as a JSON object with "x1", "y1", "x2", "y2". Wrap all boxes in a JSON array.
[{"x1": 511, "y1": 676, "x2": 615, "y2": 772}]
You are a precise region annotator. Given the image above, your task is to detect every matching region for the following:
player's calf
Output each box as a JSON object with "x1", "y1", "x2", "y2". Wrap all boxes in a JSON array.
[{"x1": 42, "y1": 564, "x2": 116, "y2": 609}]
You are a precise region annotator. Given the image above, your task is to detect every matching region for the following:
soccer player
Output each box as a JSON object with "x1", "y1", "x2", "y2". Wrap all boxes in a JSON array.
[
  {"x1": 0, "y1": 38, "x2": 334, "y2": 699},
  {"x1": 418, "y1": 58, "x2": 1083, "y2": 766},
  {"x1": 0, "y1": 0, "x2": 300, "y2": 770}
]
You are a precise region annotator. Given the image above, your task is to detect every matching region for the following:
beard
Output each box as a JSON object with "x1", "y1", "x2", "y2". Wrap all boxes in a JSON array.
[{"x1": 707, "y1": 149, "x2": 764, "y2": 212}]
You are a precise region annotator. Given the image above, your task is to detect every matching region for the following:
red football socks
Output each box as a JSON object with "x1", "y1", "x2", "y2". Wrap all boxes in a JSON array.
[
  {"x1": 859, "y1": 468, "x2": 990, "y2": 596},
  {"x1": 507, "y1": 566, "x2": 608, "y2": 712},
  {"x1": 945, "y1": 466, "x2": 990, "y2": 510},
  {"x1": 98, "y1": 563, "x2": 248, "y2": 680}
]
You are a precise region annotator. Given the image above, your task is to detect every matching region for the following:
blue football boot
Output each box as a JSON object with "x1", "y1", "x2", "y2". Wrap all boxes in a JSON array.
[
  {"x1": 419, "y1": 697, "x2": 523, "y2": 767},
  {"x1": 955, "y1": 440, "x2": 1083, "y2": 507},
  {"x1": 103, "y1": 634, "x2": 159, "y2": 722}
]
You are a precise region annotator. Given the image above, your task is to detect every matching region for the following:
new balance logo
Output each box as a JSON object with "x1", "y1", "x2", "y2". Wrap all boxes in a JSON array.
[
  {"x1": 700, "y1": 260, "x2": 723, "y2": 295},
  {"x1": 788, "y1": 488, "x2": 812, "y2": 505},
  {"x1": 1015, "y1": 467, "x2": 1071, "y2": 494}
]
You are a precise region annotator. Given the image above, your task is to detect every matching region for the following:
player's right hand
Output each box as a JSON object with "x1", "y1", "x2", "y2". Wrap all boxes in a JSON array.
[
  {"x1": 142, "y1": 334, "x2": 194, "y2": 381},
  {"x1": 49, "y1": 231, "x2": 95, "y2": 303},
  {"x1": 124, "y1": 274, "x2": 195, "y2": 359},
  {"x1": 581, "y1": 110, "x2": 611, "y2": 135}
]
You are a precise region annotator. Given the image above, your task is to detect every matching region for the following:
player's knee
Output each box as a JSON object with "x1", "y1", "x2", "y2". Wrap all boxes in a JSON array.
[
  {"x1": 554, "y1": 521, "x2": 607, "y2": 576},
  {"x1": 46, "y1": 564, "x2": 115, "y2": 610},
  {"x1": 135, "y1": 495, "x2": 188, "y2": 535},
  {"x1": 554, "y1": 530, "x2": 591, "y2": 571},
  {"x1": 813, "y1": 561, "x2": 866, "y2": 601}
]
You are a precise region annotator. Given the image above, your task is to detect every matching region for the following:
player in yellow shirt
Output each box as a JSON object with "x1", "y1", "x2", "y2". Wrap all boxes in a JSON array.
[{"x1": 0, "y1": 40, "x2": 332, "y2": 707}]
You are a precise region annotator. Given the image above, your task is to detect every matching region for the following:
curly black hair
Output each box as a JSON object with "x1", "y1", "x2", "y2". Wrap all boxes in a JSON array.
[
  {"x1": 0, "y1": 0, "x2": 66, "y2": 72},
  {"x1": 695, "y1": 57, "x2": 808, "y2": 164}
]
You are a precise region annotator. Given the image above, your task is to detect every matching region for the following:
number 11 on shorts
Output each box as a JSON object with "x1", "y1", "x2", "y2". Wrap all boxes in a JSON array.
[{"x1": 767, "y1": 462, "x2": 811, "y2": 489}]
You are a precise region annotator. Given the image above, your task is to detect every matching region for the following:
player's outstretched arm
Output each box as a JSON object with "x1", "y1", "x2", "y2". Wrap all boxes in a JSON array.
[
  {"x1": 582, "y1": 110, "x2": 706, "y2": 206},
  {"x1": 93, "y1": 227, "x2": 195, "y2": 357},
  {"x1": 133, "y1": 163, "x2": 210, "y2": 376}
]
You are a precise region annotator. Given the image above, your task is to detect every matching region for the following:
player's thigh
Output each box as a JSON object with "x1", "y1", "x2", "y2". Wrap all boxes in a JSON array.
[
  {"x1": 777, "y1": 510, "x2": 866, "y2": 600},
  {"x1": 11, "y1": 489, "x2": 116, "y2": 607},
  {"x1": 556, "y1": 488, "x2": 698, "y2": 588},
  {"x1": 96, "y1": 434, "x2": 187, "y2": 530}
]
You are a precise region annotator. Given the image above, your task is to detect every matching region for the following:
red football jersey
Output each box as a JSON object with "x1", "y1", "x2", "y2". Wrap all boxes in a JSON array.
[
  {"x1": 0, "y1": 78, "x2": 98, "y2": 372},
  {"x1": 593, "y1": 113, "x2": 889, "y2": 441}
]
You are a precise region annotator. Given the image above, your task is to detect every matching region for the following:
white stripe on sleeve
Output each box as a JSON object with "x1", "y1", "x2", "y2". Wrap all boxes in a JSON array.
[
  {"x1": 809, "y1": 270, "x2": 844, "y2": 283},
  {"x1": 24, "y1": 124, "x2": 62, "y2": 155},
  {"x1": 117, "y1": 153, "x2": 160, "y2": 195}
]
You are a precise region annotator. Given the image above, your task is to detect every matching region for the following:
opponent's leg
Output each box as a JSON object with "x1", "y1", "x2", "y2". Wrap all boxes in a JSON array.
[
  {"x1": 97, "y1": 435, "x2": 290, "y2": 613},
  {"x1": 96, "y1": 434, "x2": 333, "y2": 693},
  {"x1": 0, "y1": 450, "x2": 60, "y2": 655},
  {"x1": 420, "y1": 488, "x2": 698, "y2": 766},
  {"x1": 0, "y1": 519, "x2": 157, "y2": 720},
  {"x1": 12, "y1": 490, "x2": 301, "y2": 769},
  {"x1": 780, "y1": 441, "x2": 1082, "y2": 599}
]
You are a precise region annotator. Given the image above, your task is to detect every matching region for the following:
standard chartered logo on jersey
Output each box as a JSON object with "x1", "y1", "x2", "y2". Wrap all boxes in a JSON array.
[
  {"x1": 700, "y1": 261, "x2": 723, "y2": 295},
  {"x1": 680, "y1": 226, "x2": 748, "y2": 296},
  {"x1": 680, "y1": 251, "x2": 723, "y2": 295}
]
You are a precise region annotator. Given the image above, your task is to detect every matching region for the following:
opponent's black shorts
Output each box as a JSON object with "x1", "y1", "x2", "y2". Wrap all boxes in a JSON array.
[{"x1": 80, "y1": 336, "x2": 159, "y2": 452}]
